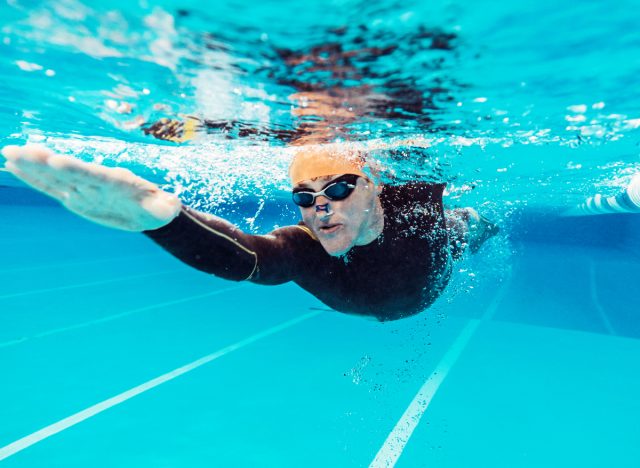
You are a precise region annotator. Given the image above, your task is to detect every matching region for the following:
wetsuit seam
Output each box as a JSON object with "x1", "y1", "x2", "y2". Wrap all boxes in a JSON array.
[
  {"x1": 295, "y1": 225, "x2": 318, "y2": 241},
  {"x1": 181, "y1": 207, "x2": 259, "y2": 281},
  {"x1": 245, "y1": 258, "x2": 259, "y2": 281}
]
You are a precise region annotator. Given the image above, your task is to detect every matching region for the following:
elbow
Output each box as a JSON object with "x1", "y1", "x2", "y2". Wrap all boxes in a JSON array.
[{"x1": 180, "y1": 253, "x2": 256, "y2": 282}]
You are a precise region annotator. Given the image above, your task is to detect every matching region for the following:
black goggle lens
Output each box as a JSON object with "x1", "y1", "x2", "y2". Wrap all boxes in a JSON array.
[
  {"x1": 325, "y1": 181, "x2": 352, "y2": 198},
  {"x1": 292, "y1": 192, "x2": 315, "y2": 207}
]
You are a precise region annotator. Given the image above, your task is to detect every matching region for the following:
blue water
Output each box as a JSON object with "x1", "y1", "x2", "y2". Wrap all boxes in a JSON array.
[{"x1": 1, "y1": 0, "x2": 640, "y2": 466}]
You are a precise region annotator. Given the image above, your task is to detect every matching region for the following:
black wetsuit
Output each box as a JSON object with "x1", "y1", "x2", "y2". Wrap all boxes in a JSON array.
[{"x1": 145, "y1": 183, "x2": 451, "y2": 321}]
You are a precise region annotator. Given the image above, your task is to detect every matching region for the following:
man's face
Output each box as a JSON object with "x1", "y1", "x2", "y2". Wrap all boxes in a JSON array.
[{"x1": 294, "y1": 174, "x2": 382, "y2": 256}]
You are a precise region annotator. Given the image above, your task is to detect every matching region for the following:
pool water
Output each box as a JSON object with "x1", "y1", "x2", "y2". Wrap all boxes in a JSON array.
[
  {"x1": 1, "y1": 0, "x2": 640, "y2": 466},
  {"x1": 1, "y1": 196, "x2": 639, "y2": 467}
]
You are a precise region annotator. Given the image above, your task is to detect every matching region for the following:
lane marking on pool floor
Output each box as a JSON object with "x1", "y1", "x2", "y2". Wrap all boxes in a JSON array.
[
  {"x1": 0, "y1": 232, "x2": 144, "y2": 243},
  {"x1": 0, "y1": 254, "x2": 157, "y2": 275},
  {"x1": 0, "y1": 285, "x2": 246, "y2": 349},
  {"x1": 0, "y1": 269, "x2": 183, "y2": 300},
  {"x1": 0, "y1": 310, "x2": 322, "y2": 462},
  {"x1": 588, "y1": 260, "x2": 616, "y2": 335},
  {"x1": 370, "y1": 276, "x2": 511, "y2": 468}
]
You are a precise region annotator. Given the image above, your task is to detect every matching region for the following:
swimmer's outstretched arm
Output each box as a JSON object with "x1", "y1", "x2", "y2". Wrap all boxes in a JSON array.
[
  {"x1": 1, "y1": 144, "x2": 306, "y2": 285},
  {"x1": 144, "y1": 206, "x2": 308, "y2": 284},
  {"x1": 1, "y1": 144, "x2": 181, "y2": 231}
]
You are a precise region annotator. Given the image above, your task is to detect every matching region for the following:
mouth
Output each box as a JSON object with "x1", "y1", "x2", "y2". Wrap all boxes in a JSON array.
[{"x1": 318, "y1": 223, "x2": 342, "y2": 235}]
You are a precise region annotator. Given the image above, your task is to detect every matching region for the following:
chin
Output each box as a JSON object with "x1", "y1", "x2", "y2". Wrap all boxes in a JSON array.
[{"x1": 321, "y1": 240, "x2": 353, "y2": 257}]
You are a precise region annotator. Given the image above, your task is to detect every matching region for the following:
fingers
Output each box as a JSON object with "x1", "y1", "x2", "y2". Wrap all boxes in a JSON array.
[
  {"x1": 2, "y1": 144, "x2": 53, "y2": 166},
  {"x1": 4, "y1": 161, "x2": 70, "y2": 201},
  {"x1": 3, "y1": 144, "x2": 100, "y2": 177},
  {"x1": 2, "y1": 144, "x2": 150, "y2": 193},
  {"x1": 3, "y1": 144, "x2": 75, "y2": 183},
  {"x1": 4, "y1": 150, "x2": 76, "y2": 196},
  {"x1": 2, "y1": 144, "x2": 178, "y2": 231}
]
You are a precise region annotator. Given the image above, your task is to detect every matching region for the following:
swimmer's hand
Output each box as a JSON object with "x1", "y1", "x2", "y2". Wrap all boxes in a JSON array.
[{"x1": 1, "y1": 144, "x2": 181, "y2": 231}]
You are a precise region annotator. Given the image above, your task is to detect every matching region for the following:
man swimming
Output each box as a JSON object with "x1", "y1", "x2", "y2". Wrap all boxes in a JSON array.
[{"x1": 1, "y1": 143, "x2": 496, "y2": 321}]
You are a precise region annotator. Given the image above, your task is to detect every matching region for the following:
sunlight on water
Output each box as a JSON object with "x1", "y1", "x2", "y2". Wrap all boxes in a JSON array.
[{"x1": 1, "y1": 0, "x2": 639, "y2": 223}]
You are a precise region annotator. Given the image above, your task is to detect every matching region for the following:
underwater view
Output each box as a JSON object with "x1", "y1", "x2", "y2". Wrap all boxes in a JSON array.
[{"x1": 1, "y1": 0, "x2": 639, "y2": 466}]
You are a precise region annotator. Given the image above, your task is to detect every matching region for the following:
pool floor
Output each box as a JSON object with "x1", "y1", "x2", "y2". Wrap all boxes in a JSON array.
[{"x1": 1, "y1": 204, "x2": 639, "y2": 467}]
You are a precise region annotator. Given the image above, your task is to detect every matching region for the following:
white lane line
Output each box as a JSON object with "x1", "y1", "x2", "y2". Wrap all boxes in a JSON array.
[
  {"x1": 0, "y1": 233, "x2": 136, "y2": 243},
  {"x1": 0, "y1": 254, "x2": 156, "y2": 275},
  {"x1": 370, "y1": 277, "x2": 511, "y2": 468},
  {"x1": 0, "y1": 269, "x2": 183, "y2": 300},
  {"x1": 369, "y1": 320, "x2": 480, "y2": 468},
  {"x1": 0, "y1": 286, "x2": 245, "y2": 349},
  {"x1": 588, "y1": 260, "x2": 616, "y2": 335},
  {"x1": 0, "y1": 310, "x2": 322, "y2": 462}
]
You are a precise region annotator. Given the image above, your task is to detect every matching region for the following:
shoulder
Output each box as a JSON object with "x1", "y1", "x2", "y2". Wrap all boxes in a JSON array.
[
  {"x1": 380, "y1": 182, "x2": 446, "y2": 234},
  {"x1": 381, "y1": 182, "x2": 446, "y2": 207},
  {"x1": 292, "y1": 224, "x2": 318, "y2": 240}
]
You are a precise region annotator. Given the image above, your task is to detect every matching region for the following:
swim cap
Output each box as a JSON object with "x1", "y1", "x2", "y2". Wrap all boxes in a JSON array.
[{"x1": 289, "y1": 144, "x2": 368, "y2": 185}]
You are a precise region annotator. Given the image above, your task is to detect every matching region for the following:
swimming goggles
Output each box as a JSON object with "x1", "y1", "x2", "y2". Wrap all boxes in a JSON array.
[{"x1": 292, "y1": 174, "x2": 359, "y2": 207}]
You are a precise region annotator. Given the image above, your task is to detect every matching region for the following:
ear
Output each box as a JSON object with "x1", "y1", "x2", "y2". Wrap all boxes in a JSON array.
[{"x1": 363, "y1": 177, "x2": 383, "y2": 195}]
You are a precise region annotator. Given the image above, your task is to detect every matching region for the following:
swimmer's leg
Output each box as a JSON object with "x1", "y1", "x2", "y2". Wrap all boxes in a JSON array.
[{"x1": 445, "y1": 208, "x2": 499, "y2": 259}]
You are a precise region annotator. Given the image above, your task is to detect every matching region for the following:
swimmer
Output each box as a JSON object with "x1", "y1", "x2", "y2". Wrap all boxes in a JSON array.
[{"x1": 1, "y1": 143, "x2": 497, "y2": 321}]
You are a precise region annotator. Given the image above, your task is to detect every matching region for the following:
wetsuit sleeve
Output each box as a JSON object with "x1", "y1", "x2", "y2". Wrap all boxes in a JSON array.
[{"x1": 143, "y1": 206, "x2": 312, "y2": 285}]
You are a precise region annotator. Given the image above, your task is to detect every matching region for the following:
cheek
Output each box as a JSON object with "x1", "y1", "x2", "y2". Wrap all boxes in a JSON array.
[
  {"x1": 300, "y1": 208, "x2": 315, "y2": 225},
  {"x1": 342, "y1": 195, "x2": 370, "y2": 221}
]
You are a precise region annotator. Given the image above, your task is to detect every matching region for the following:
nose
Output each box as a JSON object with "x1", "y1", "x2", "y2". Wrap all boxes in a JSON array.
[
  {"x1": 314, "y1": 194, "x2": 331, "y2": 211},
  {"x1": 315, "y1": 202, "x2": 330, "y2": 213},
  {"x1": 315, "y1": 194, "x2": 330, "y2": 205}
]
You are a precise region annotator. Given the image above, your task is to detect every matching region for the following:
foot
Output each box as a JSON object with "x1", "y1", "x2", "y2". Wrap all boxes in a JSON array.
[
  {"x1": 1, "y1": 144, "x2": 181, "y2": 231},
  {"x1": 466, "y1": 209, "x2": 500, "y2": 254}
]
